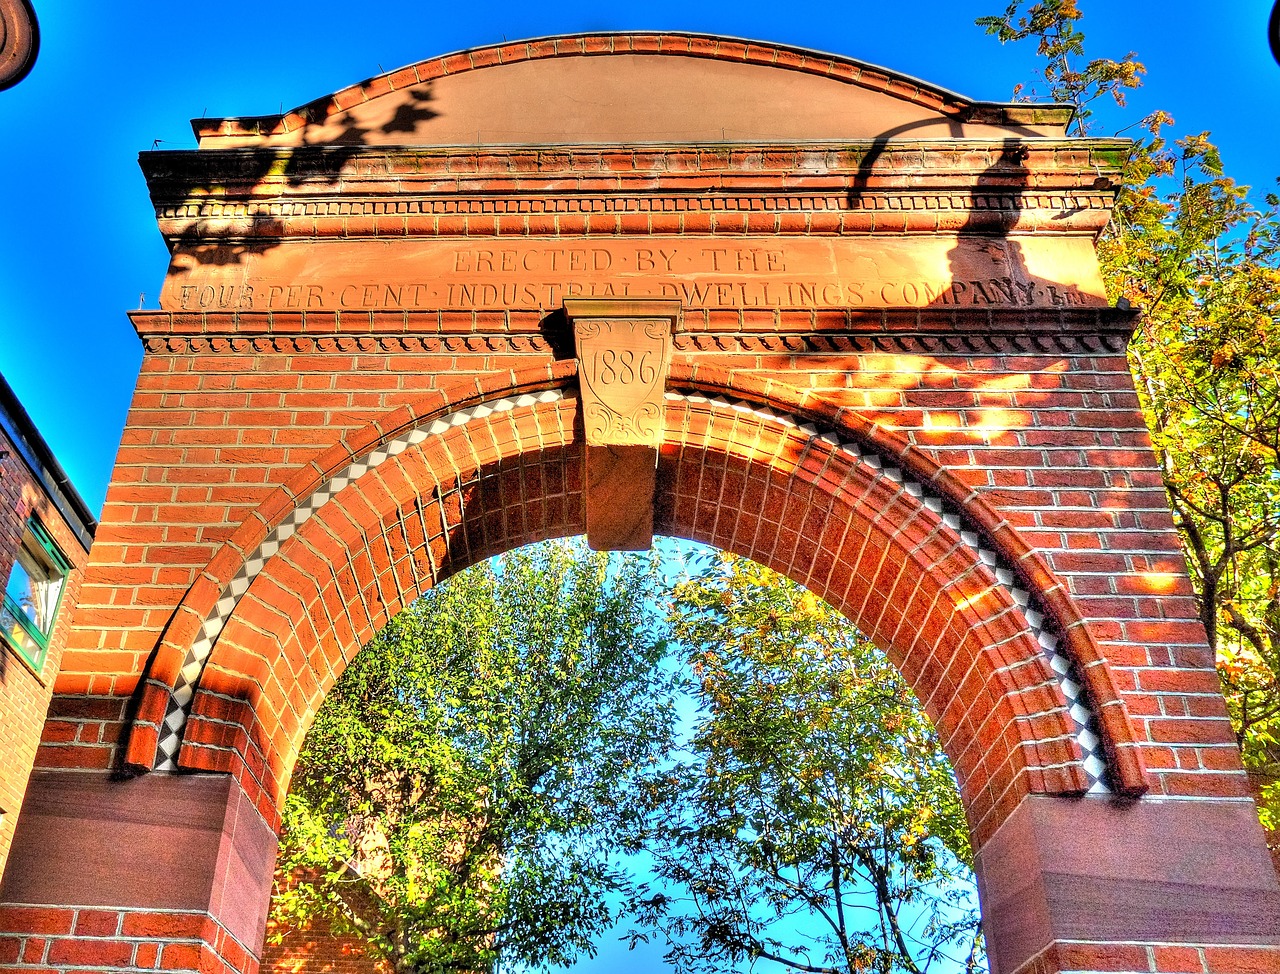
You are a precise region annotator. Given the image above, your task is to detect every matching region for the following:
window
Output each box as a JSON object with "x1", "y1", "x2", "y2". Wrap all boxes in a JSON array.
[{"x1": 2, "y1": 518, "x2": 71, "y2": 671}]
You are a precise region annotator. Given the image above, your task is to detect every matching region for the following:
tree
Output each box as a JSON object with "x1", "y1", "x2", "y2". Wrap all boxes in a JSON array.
[
  {"x1": 979, "y1": 1, "x2": 1280, "y2": 845},
  {"x1": 632, "y1": 553, "x2": 981, "y2": 974},
  {"x1": 976, "y1": 0, "x2": 1144, "y2": 136},
  {"x1": 271, "y1": 540, "x2": 679, "y2": 974},
  {"x1": 1117, "y1": 161, "x2": 1280, "y2": 834}
]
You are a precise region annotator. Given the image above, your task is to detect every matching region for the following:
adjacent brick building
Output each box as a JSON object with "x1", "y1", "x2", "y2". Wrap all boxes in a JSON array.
[{"x1": 0, "y1": 374, "x2": 95, "y2": 878}]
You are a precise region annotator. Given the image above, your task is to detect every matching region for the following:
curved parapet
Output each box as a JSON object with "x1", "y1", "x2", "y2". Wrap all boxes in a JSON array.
[{"x1": 192, "y1": 32, "x2": 1075, "y2": 149}]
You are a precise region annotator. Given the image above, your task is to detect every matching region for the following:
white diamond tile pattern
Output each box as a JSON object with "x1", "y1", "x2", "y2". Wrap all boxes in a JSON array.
[
  {"x1": 673, "y1": 392, "x2": 1112, "y2": 794},
  {"x1": 153, "y1": 390, "x2": 565, "y2": 770}
]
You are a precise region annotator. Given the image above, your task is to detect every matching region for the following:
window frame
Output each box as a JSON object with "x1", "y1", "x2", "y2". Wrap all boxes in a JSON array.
[{"x1": 2, "y1": 516, "x2": 72, "y2": 672}]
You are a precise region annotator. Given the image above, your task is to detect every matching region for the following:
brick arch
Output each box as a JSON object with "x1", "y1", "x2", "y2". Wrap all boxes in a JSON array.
[
  {"x1": 152, "y1": 387, "x2": 1132, "y2": 844},
  {"x1": 123, "y1": 362, "x2": 578, "y2": 773},
  {"x1": 124, "y1": 365, "x2": 1148, "y2": 797}
]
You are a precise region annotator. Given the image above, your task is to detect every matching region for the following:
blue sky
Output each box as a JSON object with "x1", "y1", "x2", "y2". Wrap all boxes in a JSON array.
[{"x1": 0, "y1": 1, "x2": 1277, "y2": 515}]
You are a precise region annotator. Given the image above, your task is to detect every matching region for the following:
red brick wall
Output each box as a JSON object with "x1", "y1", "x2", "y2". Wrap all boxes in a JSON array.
[
  {"x1": 1015, "y1": 944, "x2": 1280, "y2": 974},
  {"x1": 41, "y1": 324, "x2": 1238, "y2": 831},
  {"x1": 0, "y1": 906, "x2": 255, "y2": 973}
]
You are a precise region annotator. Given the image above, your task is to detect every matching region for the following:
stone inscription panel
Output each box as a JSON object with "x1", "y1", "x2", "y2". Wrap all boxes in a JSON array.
[
  {"x1": 573, "y1": 316, "x2": 672, "y2": 449},
  {"x1": 161, "y1": 236, "x2": 1108, "y2": 313}
]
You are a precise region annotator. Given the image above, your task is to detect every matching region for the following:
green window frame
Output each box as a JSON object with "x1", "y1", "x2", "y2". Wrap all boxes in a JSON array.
[{"x1": 2, "y1": 517, "x2": 72, "y2": 671}]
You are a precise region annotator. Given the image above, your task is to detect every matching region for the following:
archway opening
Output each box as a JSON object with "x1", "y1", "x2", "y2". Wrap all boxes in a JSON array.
[
  {"x1": 262, "y1": 536, "x2": 983, "y2": 974},
  {"x1": 113, "y1": 379, "x2": 1137, "y2": 974}
]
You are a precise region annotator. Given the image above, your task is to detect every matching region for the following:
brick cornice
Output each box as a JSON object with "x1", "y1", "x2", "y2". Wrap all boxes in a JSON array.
[
  {"x1": 142, "y1": 140, "x2": 1129, "y2": 244},
  {"x1": 144, "y1": 141, "x2": 1130, "y2": 187},
  {"x1": 130, "y1": 306, "x2": 1137, "y2": 353}
]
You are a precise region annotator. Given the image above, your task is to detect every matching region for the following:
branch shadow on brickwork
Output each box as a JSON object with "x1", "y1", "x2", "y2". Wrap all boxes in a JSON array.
[
  {"x1": 846, "y1": 127, "x2": 1100, "y2": 313},
  {"x1": 151, "y1": 83, "x2": 442, "y2": 273},
  {"x1": 537, "y1": 308, "x2": 576, "y2": 361},
  {"x1": 929, "y1": 139, "x2": 1091, "y2": 312}
]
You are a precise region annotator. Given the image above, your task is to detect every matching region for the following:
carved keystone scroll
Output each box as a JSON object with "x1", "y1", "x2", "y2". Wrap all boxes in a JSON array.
[{"x1": 566, "y1": 299, "x2": 679, "y2": 551}]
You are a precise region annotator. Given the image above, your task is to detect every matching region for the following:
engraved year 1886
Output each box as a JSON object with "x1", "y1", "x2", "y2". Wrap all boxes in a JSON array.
[{"x1": 582, "y1": 347, "x2": 658, "y2": 387}]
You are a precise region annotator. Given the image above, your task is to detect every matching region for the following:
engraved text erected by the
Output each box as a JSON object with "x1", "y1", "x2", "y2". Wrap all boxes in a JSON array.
[{"x1": 162, "y1": 237, "x2": 1108, "y2": 313}]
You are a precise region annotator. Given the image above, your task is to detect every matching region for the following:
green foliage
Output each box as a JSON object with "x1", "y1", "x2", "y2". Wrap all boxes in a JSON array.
[
  {"x1": 273, "y1": 540, "x2": 678, "y2": 974},
  {"x1": 976, "y1": 0, "x2": 1144, "y2": 135},
  {"x1": 1120, "y1": 163, "x2": 1280, "y2": 836},
  {"x1": 633, "y1": 553, "x2": 981, "y2": 974},
  {"x1": 979, "y1": 3, "x2": 1280, "y2": 842}
]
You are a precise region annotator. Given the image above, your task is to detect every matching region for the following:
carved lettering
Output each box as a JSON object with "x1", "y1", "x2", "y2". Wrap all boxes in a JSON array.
[
  {"x1": 164, "y1": 241, "x2": 1102, "y2": 312},
  {"x1": 988, "y1": 278, "x2": 1016, "y2": 303},
  {"x1": 174, "y1": 275, "x2": 1077, "y2": 312}
]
